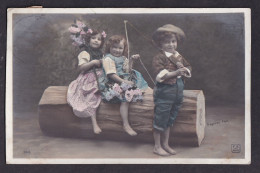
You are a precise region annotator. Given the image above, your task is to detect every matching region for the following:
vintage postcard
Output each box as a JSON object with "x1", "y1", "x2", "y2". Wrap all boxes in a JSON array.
[{"x1": 6, "y1": 8, "x2": 251, "y2": 164}]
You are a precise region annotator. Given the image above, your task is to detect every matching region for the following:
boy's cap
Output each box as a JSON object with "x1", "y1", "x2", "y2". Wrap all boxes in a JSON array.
[{"x1": 155, "y1": 24, "x2": 185, "y2": 38}]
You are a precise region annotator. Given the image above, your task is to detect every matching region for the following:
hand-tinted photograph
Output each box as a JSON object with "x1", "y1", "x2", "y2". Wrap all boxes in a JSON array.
[{"x1": 6, "y1": 8, "x2": 251, "y2": 164}]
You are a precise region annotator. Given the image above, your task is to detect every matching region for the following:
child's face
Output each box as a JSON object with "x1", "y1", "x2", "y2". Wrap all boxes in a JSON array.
[
  {"x1": 160, "y1": 34, "x2": 177, "y2": 53},
  {"x1": 89, "y1": 34, "x2": 102, "y2": 49},
  {"x1": 110, "y1": 40, "x2": 124, "y2": 57}
]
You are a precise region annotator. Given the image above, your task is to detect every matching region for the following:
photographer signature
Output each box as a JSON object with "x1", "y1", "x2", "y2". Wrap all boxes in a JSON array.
[{"x1": 207, "y1": 119, "x2": 229, "y2": 126}]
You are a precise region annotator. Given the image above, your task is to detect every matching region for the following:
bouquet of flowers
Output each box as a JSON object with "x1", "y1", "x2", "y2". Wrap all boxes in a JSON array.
[
  {"x1": 103, "y1": 82, "x2": 144, "y2": 102},
  {"x1": 68, "y1": 20, "x2": 107, "y2": 47}
]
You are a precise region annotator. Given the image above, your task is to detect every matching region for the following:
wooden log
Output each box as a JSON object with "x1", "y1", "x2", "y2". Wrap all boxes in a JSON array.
[{"x1": 38, "y1": 86, "x2": 205, "y2": 146}]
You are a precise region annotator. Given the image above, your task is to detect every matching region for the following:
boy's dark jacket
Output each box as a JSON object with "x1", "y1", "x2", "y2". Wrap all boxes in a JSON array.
[{"x1": 152, "y1": 51, "x2": 192, "y2": 85}]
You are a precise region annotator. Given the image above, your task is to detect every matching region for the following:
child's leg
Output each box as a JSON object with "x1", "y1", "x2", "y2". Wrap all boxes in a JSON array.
[
  {"x1": 153, "y1": 129, "x2": 170, "y2": 156},
  {"x1": 120, "y1": 102, "x2": 137, "y2": 136},
  {"x1": 162, "y1": 99, "x2": 182, "y2": 154},
  {"x1": 91, "y1": 114, "x2": 102, "y2": 134},
  {"x1": 161, "y1": 127, "x2": 176, "y2": 155}
]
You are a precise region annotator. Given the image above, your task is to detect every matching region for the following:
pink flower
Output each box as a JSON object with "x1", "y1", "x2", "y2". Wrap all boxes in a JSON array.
[
  {"x1": 72, "y1": 42, "x2": 79, "y2": 46},
  {"x1": 125, "y1": 89, "x2": 134, "y2": 102},
  {"x1": 133, "y1": 88, "x2": 142, "y2": 96},
  {"x1": 70, "y1": 35, "x2": 85, "y2": 45},
  {"x1": 101, "y1": 31, "x2": 107, "y2": 38},
  {"x1": 80, "y1": 30, "x2": 86, "y2": 35},
  {"x1": 76, "y1": 20, "x2": 86, "y2": 29},
  {"x1": 68, "y1": 26, "x2": 81, "y2": 33},
  {"x1": 113, "y1": 83, "x2": 122, "y2": 93},
  {"x1": 87, "y1": 28, "x2": 93, "y2": 34}
]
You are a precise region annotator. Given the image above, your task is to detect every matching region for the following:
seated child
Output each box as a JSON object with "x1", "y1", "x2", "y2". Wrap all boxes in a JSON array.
[
  {"x1": 101, "y1": 35, "x2": 148, "y2": 136},
  {"x1": 67, "y1": 26, "x2": 106, "y2": 134},
  {"x1": 152, "y1": 24, "x2": 192, "y2": 156}
]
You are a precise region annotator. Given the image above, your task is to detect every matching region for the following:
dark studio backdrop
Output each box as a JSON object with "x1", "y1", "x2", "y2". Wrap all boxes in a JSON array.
[{"x1": 12, "y1": 13, "x2": 245, "y2": 113}]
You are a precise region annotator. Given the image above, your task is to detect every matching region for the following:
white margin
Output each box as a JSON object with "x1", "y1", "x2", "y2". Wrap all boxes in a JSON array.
[
  {"x1": 6, "y1": 8, "x2": 251, "y2": 164},
  {"x1": 6, "y1": 8, "x2": 252, "y2": 14},
  {"x1": 6, "y1": 8, "x2": 14, "y2": 164},
  {"x1": 244, "y1": 8, "x2": 251, "y2": 165}
]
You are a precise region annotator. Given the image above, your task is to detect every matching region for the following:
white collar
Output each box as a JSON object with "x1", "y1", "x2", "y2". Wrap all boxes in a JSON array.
[{"x1": 164, "y1": 51, "x2": 180, "y2": 58}]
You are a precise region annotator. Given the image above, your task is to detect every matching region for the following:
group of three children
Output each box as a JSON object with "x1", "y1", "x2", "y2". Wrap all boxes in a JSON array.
[{"x1": 67, "y1": 23, "x2": 192, "y2": 156}]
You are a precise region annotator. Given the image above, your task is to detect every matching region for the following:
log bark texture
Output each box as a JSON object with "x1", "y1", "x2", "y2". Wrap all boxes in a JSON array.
[{"x1": 38, "y1": 86, "x2": 205, "y2": 146}]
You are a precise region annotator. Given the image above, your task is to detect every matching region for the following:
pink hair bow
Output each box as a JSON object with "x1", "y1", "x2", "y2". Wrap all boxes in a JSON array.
[
  {"x1": 102, "y1": 31, "x2": 107, "y2": 38},
  {"x1": 87, "y1": 28, "x2": 93, "y2": 34}
]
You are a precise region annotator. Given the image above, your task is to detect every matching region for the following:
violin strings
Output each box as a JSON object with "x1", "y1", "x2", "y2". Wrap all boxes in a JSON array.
[{"x1": 124, "y1": 21, "x2": 156, "y2": 86}]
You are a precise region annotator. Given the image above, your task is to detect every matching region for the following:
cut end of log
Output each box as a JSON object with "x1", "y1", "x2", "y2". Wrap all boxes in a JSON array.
[{"x1": 196, "y1": 91, "x2": 206, "y2": 146}]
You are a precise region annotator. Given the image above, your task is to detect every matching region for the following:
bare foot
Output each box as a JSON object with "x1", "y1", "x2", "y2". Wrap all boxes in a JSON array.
[
  {"x1": 162, "y1": 145, "x2": 176, "y2": 155},
  {"x1": 93, "y1": 124, "x2": 102, "y2": 134},
  {"x1": 153, "y1": 147, "x2": 170, "y2": 156},
  {"x1": 123, "y1": 125, "x2": 137, "y2": 136}
]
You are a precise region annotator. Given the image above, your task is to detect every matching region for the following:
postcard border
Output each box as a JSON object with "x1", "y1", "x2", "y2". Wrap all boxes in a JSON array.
[{"x1": 6, "y1": 8, "x2": 251, "y2": 164}]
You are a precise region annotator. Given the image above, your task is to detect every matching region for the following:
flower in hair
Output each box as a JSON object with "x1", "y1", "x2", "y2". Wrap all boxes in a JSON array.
[
  {"x1": 101, "y1": 31, "x2": 107, "y2": 38},
  {"x1": 68, "y1": 26, "x2": 81, "y2": 33},
  {"x1": 76, "y1": 20, "x2": 86, "y2": 29},
  {"x1": 80, "y1": 30, "x2": 86, "y2": 35},
  {"x1": 87, "y1": 28, "x2": 93, "y2": 34},
  {"x1": 70, "y1": 35, "x2": 85, "y2": 45},
  {"x1": 68, "y1": 20, "x2": 88, "y2": 46}
]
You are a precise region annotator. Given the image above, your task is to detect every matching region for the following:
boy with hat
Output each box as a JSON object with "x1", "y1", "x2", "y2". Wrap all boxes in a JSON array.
[{"x1": 152, "y1": 24, "x2": 192, "y2": 156}]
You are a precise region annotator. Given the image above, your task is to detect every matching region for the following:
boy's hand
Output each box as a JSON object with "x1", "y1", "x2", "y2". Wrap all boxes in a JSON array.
[
  {"x1": 131, "y1": 54, "x2": 140, "y2": 60},
  {"x1": 176, "y1": 62, "x2": 184, "y2": 68},
  {"x1": 177, "y1": 67, "x2": 188, "y2": 76}
]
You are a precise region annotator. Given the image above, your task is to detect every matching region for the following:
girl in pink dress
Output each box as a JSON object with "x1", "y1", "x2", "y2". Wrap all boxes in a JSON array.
[{"x1": 67, "y1": 26, "x2": 107, "y2": 134}]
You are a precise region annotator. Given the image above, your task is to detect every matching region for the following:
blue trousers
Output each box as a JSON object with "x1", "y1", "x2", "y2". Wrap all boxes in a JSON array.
[{"x1": 153, "y1": 78, "x2": 184, "y2": 131}]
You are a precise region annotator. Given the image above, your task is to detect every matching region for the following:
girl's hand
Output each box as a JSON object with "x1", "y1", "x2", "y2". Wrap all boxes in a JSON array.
[
  {"x1": 131, "y1": 54, "x2": 140, "y2": 60},
  {"x1": 92, "y1": 59, "x2": 102, "y2": 67},
  {"x1": 123, "y1": 80, "x2": 134, "y2": 86}
]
